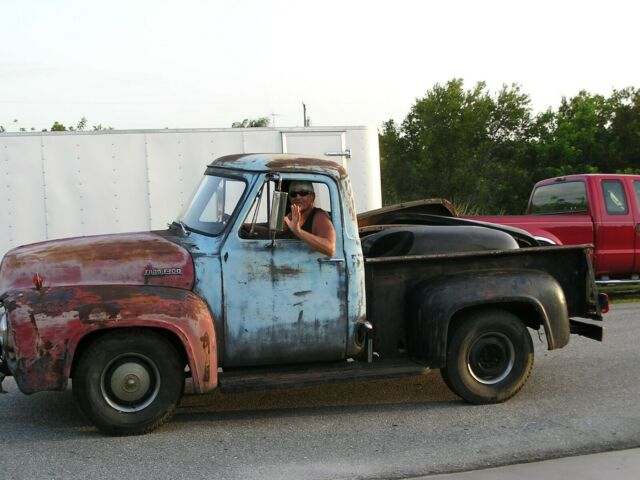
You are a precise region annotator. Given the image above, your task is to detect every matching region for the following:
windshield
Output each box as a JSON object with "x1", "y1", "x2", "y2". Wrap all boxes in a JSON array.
[{"x1": 177, "y1": 174, "x2": 246, "y2": 235}]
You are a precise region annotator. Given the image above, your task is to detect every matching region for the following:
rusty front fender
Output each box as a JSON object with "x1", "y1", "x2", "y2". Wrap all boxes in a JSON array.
[{"x1": 3, "y1": 285, "x2": 217, "y2": 395}]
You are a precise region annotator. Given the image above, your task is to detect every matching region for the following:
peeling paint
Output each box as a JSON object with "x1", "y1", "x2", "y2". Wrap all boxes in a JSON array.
[
  {"x1": 4, "y1": 285, "x2": 217, "y2": 395},
  {"x1": 0, "y1": 232, "x2": 195, "y2": 293}
]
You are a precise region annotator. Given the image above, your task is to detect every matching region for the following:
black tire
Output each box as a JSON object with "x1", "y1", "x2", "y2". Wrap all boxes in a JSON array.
[
  {"x1": 73, "y1": 330, "x2": 185, "y2": 435},
  {"x1": 444, "y1": 309, "x2": 533, "y2": 404},
  {"x1": 439, "y1": 367, "x2": 454, "y2": 392}
]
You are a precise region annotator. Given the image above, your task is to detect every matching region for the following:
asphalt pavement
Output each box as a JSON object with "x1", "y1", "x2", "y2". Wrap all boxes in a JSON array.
[
  {"x1": 417, "y1": 448, "x2": 640, "y2": 479},
  {"x1": 0, "y1": 303, "x2": 638, "y2": 479}
]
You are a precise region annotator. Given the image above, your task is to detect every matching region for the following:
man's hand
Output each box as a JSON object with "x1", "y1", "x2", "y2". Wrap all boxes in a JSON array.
[{"x1": 284, "y1": 204, "x2": 302, "y2": 237}]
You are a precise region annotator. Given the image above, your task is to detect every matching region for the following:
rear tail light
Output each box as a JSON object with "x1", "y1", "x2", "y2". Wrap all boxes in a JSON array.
[{"x1": 598, "y1": 293, "x2": 610, "y2": 314}]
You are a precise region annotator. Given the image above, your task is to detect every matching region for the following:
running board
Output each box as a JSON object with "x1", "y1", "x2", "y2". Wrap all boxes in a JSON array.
[{"x1": 218, "y1": 360, "x2": 430, "y2": 394}]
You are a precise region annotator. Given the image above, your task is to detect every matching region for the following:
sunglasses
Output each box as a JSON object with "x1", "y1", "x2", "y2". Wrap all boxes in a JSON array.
[{"x1": 289, "y1": 190, "x2": 312, "y2": 198}]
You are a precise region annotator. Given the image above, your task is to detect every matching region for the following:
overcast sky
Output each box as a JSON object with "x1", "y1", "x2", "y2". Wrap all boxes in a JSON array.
[{"x1": 1, "y1": 0, "x2": 638, "y2": 131}]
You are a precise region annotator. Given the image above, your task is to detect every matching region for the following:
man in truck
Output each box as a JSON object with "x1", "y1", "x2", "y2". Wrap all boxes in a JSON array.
[
  {"x1": 242, "y1": 180, "x2": 336, "y2": 256},
  {"x1": 284, "y1": 180, "x2": 335, "y2": 257}
]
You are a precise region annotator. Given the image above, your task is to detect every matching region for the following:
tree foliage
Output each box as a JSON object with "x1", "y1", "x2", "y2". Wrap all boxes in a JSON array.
[
  {"x1": 231, "y1": 117, "x2": 270, "y2": 128},
  {"x1": 381, "y1": 81, "x2": 640, "y2": 214},
  {"x1": 0, "y1": 117, "x2": 111, "y2": 132}
]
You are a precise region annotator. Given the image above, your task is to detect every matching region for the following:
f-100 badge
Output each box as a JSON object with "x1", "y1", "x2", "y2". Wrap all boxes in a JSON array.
[{"x1": 143, "y1": 267, "x2": 183, "y2": 276}]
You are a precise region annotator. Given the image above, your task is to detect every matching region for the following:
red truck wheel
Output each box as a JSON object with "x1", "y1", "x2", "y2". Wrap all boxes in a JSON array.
[
  {"x1": 72, "y1": 330, "x2": 185, "y2": 435},
  {"x1": 444, "y1": 309, "x2": 534, "y2": 404}
]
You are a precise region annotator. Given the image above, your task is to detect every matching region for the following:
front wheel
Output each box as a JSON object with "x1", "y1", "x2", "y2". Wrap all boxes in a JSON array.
[
  {"x1": 73, "y1": 330, "x2": 185, "y2": 435},
  {"x1": 443, "y1": 309, "x2": 534, "y2": 404}
]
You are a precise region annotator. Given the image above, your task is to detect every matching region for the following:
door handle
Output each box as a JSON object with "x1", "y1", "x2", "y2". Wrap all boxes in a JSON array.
[
  {"x1": 324, "y1": 148, "x2": 352, "y2": 159},
  {"x1": 318, "y1": 257, "x2": 345, "y2": 264}
]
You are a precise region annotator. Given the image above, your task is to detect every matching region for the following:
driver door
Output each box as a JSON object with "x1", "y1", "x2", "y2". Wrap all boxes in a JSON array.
[{"x1": 221, "y1": 174, "x2": 347, "y2": 367}]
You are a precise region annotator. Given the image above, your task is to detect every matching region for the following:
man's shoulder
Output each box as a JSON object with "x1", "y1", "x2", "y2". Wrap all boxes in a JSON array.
[{"x1": 312, "y1": 207, "x2": 333, "y2": 224}]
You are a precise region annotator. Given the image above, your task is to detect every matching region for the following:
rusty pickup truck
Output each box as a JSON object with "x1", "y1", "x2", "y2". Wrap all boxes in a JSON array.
[{"x1": 0, "y1": 154, "x2": 606, "y2": 435}]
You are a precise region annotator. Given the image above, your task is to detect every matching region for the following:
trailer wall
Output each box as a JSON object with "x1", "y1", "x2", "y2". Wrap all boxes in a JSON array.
[{"x1": 0, "y1": 126, "x2": 381, "y2": 257}]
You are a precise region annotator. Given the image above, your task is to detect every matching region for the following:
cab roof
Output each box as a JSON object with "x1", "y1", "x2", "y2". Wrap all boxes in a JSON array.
[{"x1": 208, "y1": 153, "x2": 347, "y2": 179}]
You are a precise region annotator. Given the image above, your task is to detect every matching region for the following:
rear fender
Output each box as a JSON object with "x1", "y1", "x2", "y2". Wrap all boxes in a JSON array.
[
  {"x1": 3, "y1": 285, "x2": 217, "y2": 394},
  {"x1": 406, "y1": 270, "x2": 570, "y2": 367}
]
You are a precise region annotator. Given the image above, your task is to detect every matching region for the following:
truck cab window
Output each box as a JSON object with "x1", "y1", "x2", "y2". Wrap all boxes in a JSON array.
[
  {"x1": 602, "y1": 180, "x2": 628, "y2": 214},
  {"x1": 529, "y1": 181, "x2": 587, "y2": 214},
  {"x1": 240, "y1": 179, "x2": 332, "y2": 239}
]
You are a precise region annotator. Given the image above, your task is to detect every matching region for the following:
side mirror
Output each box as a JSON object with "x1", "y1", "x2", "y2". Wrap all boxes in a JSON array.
[{"x1": 269, "y1": 191, "x2": 289, "y2": 232}]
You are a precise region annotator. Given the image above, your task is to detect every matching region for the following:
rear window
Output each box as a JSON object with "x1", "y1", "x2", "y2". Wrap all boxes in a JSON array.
[{"x1": 529, "y1": 181, "x2": 587, "y2": 214}]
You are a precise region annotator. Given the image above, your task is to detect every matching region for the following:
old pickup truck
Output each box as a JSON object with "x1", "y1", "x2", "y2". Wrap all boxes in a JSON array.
[
  {"x1": 0, "y1": 154, "x2": 606, "y2": 435},
  {"x1": 470, "y1": 174, "x2": 640, "y2": 283}
]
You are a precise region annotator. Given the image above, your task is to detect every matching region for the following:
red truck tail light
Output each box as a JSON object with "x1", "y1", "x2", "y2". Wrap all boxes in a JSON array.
[{"x1": 598, "y1": 293, "x2": 610, "y2": 314}]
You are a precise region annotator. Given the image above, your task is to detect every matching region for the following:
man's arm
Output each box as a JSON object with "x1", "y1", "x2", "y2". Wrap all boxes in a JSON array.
[{"x1": 284, "y1": 206, "x2": 336, "y2": 257}]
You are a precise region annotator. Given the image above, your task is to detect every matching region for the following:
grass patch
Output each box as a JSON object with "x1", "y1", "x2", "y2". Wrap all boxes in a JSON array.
[{"x1": 599, "y1": 284, "x2": 640, "y2": 304}]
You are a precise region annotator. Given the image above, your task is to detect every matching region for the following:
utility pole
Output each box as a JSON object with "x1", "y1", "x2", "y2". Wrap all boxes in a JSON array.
[{"x1": 302, "y1": 102, "x2": 310, "y2": 127}]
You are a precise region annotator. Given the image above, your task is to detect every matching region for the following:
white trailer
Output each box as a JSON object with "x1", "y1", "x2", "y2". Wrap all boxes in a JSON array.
[{"x1": 0, "y1": 126, "x2": 381, "y2": 258}]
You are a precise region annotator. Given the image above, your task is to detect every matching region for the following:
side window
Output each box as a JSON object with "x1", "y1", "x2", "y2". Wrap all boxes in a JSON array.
[
  {"x1": 529, "y1": 181, "x2": 587, "y2": 214},
  {"x1": 633, "y1": 181, "x2": 640, "y2": 209},
  {"x1": 602, "y1": 180, "x2": 628, "y2": 214},
  {"x1": 242, "y1": 180, "x2": 276, "y2": 227},
  {"x1": 240, "y1": 179, "x2": 332, "y2": 238}
]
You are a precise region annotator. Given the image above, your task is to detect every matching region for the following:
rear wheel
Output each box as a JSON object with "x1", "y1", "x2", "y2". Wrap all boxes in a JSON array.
[
  {"x1": 73, "y1": 330, "x2": 185, "y2": 435},
  {"x1": 444, "y1": 309, "x2": 533, "y2": 404}
]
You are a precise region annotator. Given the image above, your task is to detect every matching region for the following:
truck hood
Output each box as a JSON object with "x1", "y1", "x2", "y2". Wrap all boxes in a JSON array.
[{"x1": 0, "y1": 232, "x2": 194, "y2": 294}]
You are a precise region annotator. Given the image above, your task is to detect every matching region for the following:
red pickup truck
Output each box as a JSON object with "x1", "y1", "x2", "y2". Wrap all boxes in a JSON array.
[{"x1": 471, "y1": 174, "x2": 640, "y2": 282}]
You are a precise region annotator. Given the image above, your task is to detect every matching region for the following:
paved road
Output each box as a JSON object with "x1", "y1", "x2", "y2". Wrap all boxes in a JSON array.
[{"x1": 0, "y1": 304, "x2": 639, "y2": 480}]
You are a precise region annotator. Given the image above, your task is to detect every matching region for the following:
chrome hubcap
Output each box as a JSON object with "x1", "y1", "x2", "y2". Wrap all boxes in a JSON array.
[
  {"x1": 467, "y1": 332, "x2": 515, "y2": 385},
  {"x1": 101, "y1": 354, "x2": 160, "y2": 412}
]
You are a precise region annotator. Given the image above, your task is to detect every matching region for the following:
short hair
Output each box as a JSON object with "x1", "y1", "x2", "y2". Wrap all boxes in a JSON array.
[{"x1": 288, "y1": 180, "x2": 315, "y2": 194}]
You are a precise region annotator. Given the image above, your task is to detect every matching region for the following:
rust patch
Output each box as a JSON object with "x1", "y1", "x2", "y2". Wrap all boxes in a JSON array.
[
  {"x1": 0, "y1": 232, "x2": 195, "y2": 293},
  {"x1": 266, "y1": 157, "x2": 347, "y2": 178},
  {"x1": 209, "y1": 154, "x2": 347, "y2": 178},
  {"x1": 200, "y1": 332, "x2": 210, "y2": 382},
  {"x1": 77, "y1": 304, "x2": 121, "y2": 323},
  {"x1": 6, "y1": 285, "x2": 218, "y2": 395},
  {"x1": 211, "y1": 153, "x2": 250, "y2": 165}
]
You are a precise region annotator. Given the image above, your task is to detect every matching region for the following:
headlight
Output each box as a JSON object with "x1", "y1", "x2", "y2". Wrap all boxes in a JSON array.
[{"x1": 0, "y1": 306, "x2": 7, "y2": 350}]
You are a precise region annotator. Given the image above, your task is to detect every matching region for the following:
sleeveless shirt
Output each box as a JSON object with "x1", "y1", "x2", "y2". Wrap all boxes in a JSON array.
[{"x1": 301, "y1": 207, "x2": 321, "y2": 233}]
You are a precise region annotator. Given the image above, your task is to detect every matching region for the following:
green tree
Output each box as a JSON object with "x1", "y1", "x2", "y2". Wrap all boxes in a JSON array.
[
  {"x1": 231, "y1": 117, "x2": 270, "y2": 128},
  {"x1": 380, "y1": 79, "x2": 534, "y2": 213},
  {"x1": 607, "y1": 87, "x2": 640, "y2": 173},
  {"x1": 1, "y1": 117, "x2": 109, "y2": 133},
  {"x1": 531, "y1": 91, "x2": 610, "y2": 178},
  {"x1": 381, "y1": 81, "x2": 640, "y2": 214}
]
